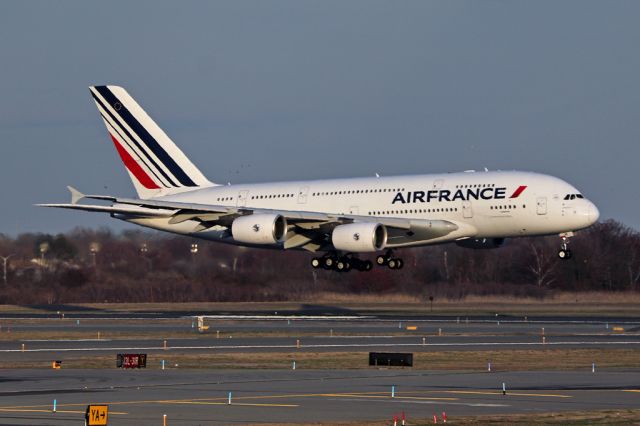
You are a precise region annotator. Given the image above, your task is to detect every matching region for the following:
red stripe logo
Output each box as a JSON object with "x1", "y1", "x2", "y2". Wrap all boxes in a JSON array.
[
  {"x1": 109, "y1": 134, "x2": 160, "y2": 189},
  {"x1": 510, "y1": 185, "x2": 527, "y2": 198}
]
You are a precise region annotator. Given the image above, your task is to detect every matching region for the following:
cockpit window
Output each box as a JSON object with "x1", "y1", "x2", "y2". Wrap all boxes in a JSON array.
[{"x1": 564, "y1": 193, "x2": 584, "y2": 200}]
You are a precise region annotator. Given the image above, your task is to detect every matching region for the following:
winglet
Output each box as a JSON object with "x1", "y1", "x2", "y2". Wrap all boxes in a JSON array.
[{"x1": 67, "y1": 186, "x2": 85, "y2": 205}]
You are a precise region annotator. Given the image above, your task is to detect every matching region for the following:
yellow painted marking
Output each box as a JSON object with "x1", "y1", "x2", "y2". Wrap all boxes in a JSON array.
[
  {"x1": 442, "y1": 390, "x2": 571, "y2": 398},
  {"x1": 622, "y1": 390, "x2": 640, "y2": 393},
  {"x1": 0, "y1": 387, "x2": 579, "y2": 415},
  {"x1": 322, "y1": 393, "x2": 457, "y2": 401},
  {"x1": 163, "y1": 401, "x2": 298, "y2": 407}
]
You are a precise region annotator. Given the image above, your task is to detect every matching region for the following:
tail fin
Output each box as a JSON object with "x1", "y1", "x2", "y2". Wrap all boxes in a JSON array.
[{"x1": 89, "y1": 85, "x2": 215, "y2": 199}]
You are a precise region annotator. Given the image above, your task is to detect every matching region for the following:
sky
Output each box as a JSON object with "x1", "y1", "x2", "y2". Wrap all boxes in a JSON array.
[{"x1": 0, "y1": 1, "x2": 639, "y2": 235}]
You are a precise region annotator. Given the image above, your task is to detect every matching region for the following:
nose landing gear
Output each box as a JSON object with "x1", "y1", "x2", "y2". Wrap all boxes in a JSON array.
[{"x1": 557, "y1": 232, "x2": 573, "y2": 260}]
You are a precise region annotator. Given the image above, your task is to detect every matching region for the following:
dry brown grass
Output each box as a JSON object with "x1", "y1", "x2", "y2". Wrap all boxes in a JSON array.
[
  {"x1": 2, "y1": 348, "x2": 638, "y2": 371},
  {"x1": 251, "y1": 409, "x2": 640, "y2": 425}
]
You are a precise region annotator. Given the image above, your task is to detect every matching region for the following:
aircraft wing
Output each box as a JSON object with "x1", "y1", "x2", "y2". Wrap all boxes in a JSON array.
[{"x1": 38, "y1": 187, "x2": 463, "y2": 251}]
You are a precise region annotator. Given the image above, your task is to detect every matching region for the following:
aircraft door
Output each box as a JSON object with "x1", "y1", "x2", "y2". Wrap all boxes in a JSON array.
[
  {"x1": 236, "y1": 190, "x2": 249, "y2": 207},
  {"x1": 536, "y1": 197, "x2": 547, "y2": 215},
  {"x1": 297, "y1": 186, "x2": 309, "y2": 204},
  {"x1": 462, "y1": 201, "x2": 473, "y2": 218}
]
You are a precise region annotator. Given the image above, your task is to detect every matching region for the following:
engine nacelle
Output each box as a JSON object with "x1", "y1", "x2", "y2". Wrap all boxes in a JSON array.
[
  {"x1": 332, "y1": 222, "x2": 387, "y2": 252},
  {"x1": 456, "y1": 237, "x2": 506, "y2": 249},
  {"x1": 231, "y1": 214, "x2": 288, "y2": 245}
]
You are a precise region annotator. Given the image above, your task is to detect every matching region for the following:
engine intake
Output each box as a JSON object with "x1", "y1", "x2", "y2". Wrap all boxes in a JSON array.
[
  {"x1": 332, "y1": 222, "x2": 387, "y2": 252},
  {"x1": 231, "y1": 214, "x2": 288, "y2": 245}
]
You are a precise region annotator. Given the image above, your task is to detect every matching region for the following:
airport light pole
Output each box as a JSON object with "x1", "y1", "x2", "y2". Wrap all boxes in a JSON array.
[
  {"x1": 89, "y1": 242, "x2": 100, "y2": 268},
  {"x1": 1, "y1": 254, "x2": 14, "y2": 285},
  {"x1": 140, "y1": 243, "x2": 152, "y2": 272},
  {"x1": 39, "y1": 242, "x2": 49, "y2": 267}
]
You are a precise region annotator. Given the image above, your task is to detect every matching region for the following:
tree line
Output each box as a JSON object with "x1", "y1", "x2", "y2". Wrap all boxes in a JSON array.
[{"x1": 0, "y1": 220, "x2": 637, "y2": 304}]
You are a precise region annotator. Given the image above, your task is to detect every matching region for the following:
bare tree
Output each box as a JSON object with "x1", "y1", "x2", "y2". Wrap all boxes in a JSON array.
[{"x1": 528, "y1": 242, "x2": 557, "y2": 287}]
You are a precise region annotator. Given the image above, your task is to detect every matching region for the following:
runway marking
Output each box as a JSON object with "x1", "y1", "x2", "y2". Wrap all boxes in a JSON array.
[
  {"x1": 0, "y1": 408, "x2": 128, "y2": 415},
  {"x1": 195, "y1": 315, "x2": 370, "y2": 320},
  {"x1": 622, "y1": 390, "x2": 640, "y2": 393},
  {"x1": 161, "y1": 401, "x2": 299, "y2": 407},
  {"x1": 2, "y1": 340, "x2": 640, "y2": 352},
  {"x1": 331, "y1": 398, "x2": 510, "y2": 408},
  {"x1": 322, "y1": 393, "x2": 457, "y2": 401},
  {"x1": 0, "y1": 388, "x2": 579, "y2": 414},
  {"x1": 22, "y1": 339, "x2": 112, "y2": 342},
  {"x1": 442, "y1": 390, "x2": 571, "y2": 398}
]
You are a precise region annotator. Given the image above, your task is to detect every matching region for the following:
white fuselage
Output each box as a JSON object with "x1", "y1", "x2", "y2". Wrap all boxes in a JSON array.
[{"x1": 124, "y1": 170, "x2": 599, "y2": 250}]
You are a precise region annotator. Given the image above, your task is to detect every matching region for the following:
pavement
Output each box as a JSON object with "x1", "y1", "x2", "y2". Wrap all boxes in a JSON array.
[
  {"x1": 0, "y1": 314, "x2": 638, "y2": 424},
  {"x1": 0, "y1": 369, "x2": 639, "y2": 425}
]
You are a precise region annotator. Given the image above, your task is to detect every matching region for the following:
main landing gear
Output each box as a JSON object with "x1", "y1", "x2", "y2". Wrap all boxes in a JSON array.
[
  {"x1": 375, "y1": 250, "x2": 404, "y2": 270},
  {"x1": 557, "y1": 233, "x2": 573, "y2": 260},
  {"x1": 311, "y1": 250, "x2": 405, "y2": 272},
  {"x1": 311, "y1": 253, "x2": 373, "y2": 272}
]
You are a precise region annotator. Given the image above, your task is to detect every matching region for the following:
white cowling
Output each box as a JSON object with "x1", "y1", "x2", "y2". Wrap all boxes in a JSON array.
[
  {"x1": 231, "y1": 214, "x2": 288, "y2": 245},
  {"x1": 332, "y1": 222, "x2": 387, "y2": 252}
]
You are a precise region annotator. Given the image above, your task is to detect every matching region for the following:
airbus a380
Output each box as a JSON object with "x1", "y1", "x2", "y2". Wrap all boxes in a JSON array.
[{"x1": 40, "y1": 86, "x2": 600, "y2": 272}]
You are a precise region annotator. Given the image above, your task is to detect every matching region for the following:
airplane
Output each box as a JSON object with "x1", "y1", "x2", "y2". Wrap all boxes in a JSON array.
[{"x1": 39, "y1": 85, "x2": 600, "y2": 272}]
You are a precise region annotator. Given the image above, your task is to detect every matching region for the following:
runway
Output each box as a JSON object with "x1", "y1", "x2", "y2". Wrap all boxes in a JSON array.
[
  {"x1": 0, "y1": 314, "x2": 639, "y2": 424},
  {"x1": 0, "y1": 369, "x2": 639, "y2": 425},
  {"x1": 0, "y1": 316, "x2": 638, "y2": 361}
]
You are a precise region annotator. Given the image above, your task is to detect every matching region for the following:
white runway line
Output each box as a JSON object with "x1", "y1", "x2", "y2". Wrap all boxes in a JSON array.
[
  {"x1": 192, "y1": 315, "x2": 372, "y2": 320},
  {"x1": 331, "y1": 398, "x2": 510, "y2": 408},
  {"x1": 21, "y1": 339, "x2": 112, "y2": 342},
  {"x1": 2, "y1": 340, "x2": 640, "y2": 353}
]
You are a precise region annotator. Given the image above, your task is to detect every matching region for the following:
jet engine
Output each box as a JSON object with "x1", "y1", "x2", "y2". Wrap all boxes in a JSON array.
[
  {"x1": 332, "y1": 222, "x2": 387, "y2": 252},
  {"x1": 231, "y1": 214, "x2": 288, "y2": 244},
  {"x1": 455, "y1": 237, "x2": 506, "y2": 249}
]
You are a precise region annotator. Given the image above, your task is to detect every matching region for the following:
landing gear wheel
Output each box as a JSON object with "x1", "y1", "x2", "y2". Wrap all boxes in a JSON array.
[
  {"x1": 558, "y1": 249, "x2": 572, "y2": 260},
  {"x1": 323, "y1": 257, "x2": 335, "y2": 269},
  {"x1": 336, "y1": 259, "x2": 351, "y2": 272},
  {"x1": 388, "y1": 259, "x2": 398, "y2": 269},
  {"x1": 396, "y1": 259, "x2": 404, "y2": 269},
  {"x1": 311, "y1": 258, "x2": 321, "y2": 268},
  {"x1": 363, "y1": 260, "x2": 373, "y2": 271},
  {"x1": 376, "y1": 255, "x2": 387, "y2": 266}
]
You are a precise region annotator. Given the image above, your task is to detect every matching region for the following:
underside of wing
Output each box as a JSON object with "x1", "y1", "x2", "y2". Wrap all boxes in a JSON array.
[{"x1": 39, "y1": 187, "x2": 470, "y2": 252}]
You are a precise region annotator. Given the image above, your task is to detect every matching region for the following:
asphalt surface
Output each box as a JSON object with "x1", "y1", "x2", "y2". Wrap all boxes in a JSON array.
[
  {"x1": 0, "y1": 315, "x2": 639, "y2": 424},
  {"x1": 1, "y1": 369, "x2": 639, "y2": 425},
  {"x1": 0, "y1": 318, "x2": 638, "y2": 362}
]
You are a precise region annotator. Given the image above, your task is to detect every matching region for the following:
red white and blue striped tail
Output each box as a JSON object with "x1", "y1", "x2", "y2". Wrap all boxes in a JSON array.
[{"x1": 89, "y1": 85, "x2": 215, "y2": 199}]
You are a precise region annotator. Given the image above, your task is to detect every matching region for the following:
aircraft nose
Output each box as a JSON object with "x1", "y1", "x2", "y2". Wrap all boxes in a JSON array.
[{"x1": 586, "y1": 201, "x2": 599, "y2": 226}]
